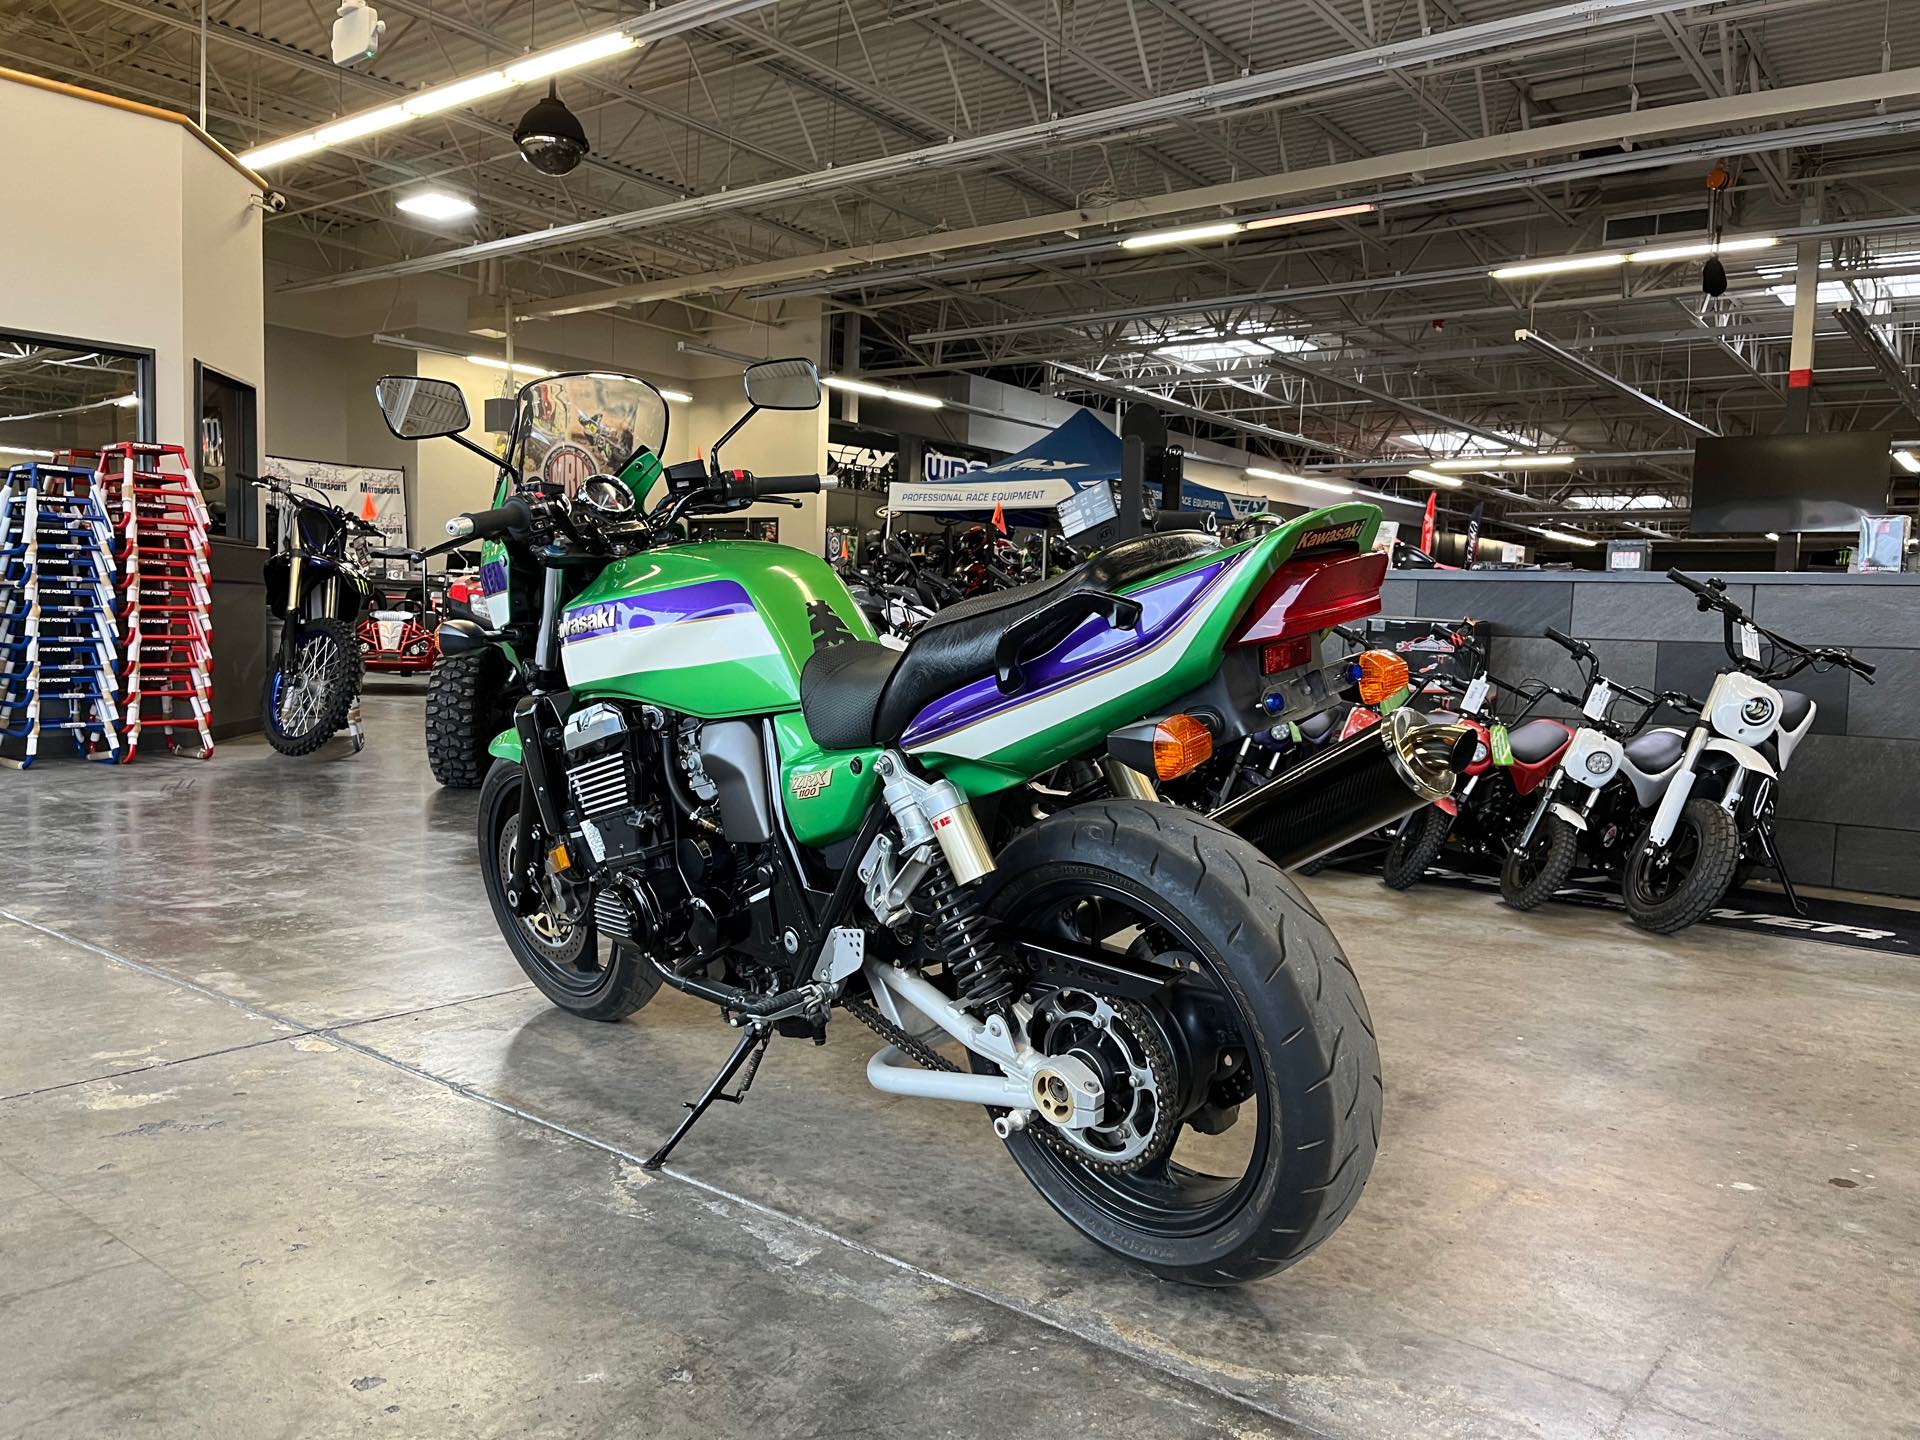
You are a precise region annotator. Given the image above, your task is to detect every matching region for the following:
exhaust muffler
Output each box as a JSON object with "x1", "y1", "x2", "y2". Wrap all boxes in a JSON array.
[{"x1": 1210, "y1": 709, "x2": 1473, "y2": 869}]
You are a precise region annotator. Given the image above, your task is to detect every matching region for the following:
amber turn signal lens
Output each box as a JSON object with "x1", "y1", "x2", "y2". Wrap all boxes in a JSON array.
[
  {"x1": 1150, "y1": 714, "x2": 1214, "y2": 780},
  {"x1": 1355, "y1": 649, "x2": 1410, "y2": 706},
  {"x1": 547, "y1": 841, "x2": 573, "y2": 874}
]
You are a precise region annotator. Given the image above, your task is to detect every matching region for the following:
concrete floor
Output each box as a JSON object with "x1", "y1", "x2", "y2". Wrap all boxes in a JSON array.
[{"x1": 4, "y1": 688, "x2": 1917, "y2": 1439}]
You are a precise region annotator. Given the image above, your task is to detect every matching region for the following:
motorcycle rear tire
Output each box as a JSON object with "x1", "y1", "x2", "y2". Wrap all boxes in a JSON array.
[
  {"x1": 1623, "y1": 798, "x2": 1740, "y2": 935},
  {"x1": 426, "y1": 647, "x2": 518, "y2": 789},
  {"x1": 261, "y1": 618, "x2": 360, "y2": 757},
  {"x1": 1381, "y1": 804, "x2": 1450, "y2": 890},
  {"x1": 1500, "y1": 814, "x2": 1578, "y2": 911},
  {"x1": 977, "y1": 800, "x2": 1381, "y2": 1286}
]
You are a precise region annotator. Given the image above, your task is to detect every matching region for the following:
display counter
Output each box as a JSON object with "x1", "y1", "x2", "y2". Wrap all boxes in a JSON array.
[{"x1": 1378, "y1": 569, "x2": 1919, "y2": 898}]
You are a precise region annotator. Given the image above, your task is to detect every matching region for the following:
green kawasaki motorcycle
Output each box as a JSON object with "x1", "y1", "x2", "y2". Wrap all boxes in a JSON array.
[{"x1": 375, "y1": 361, "x2": 1458, "y2": 1285}]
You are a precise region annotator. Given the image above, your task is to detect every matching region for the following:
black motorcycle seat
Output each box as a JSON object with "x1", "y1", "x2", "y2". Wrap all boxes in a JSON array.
[
  {"x1": 1507, "y1": 717, "x2": 1570, "y2": 764},
  {"x1": 1778, "y1": 688, "x2": 1813, "y2": 733},
  {"x1": 1624, "y1": 727, "x2": 1686, "y2": 774},
  {"x1": 801, "y1": 530, "x2": 1219, "y2": 750}
]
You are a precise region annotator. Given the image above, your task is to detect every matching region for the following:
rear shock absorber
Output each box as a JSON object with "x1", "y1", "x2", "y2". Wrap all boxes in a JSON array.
[{"x1": 923, "y1": 855, "x2": 1018, "y2": 1011}]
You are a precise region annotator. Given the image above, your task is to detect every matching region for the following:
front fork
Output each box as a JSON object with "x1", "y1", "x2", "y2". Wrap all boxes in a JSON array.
[{"x1": 1646, "y1": 727, "x2": 1711, "y2": 848}]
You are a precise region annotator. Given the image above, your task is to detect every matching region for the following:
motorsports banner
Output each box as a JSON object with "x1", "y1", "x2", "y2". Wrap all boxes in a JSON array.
[{"x1": 265, "y1": 455, "x2": 409, "y2": 551}]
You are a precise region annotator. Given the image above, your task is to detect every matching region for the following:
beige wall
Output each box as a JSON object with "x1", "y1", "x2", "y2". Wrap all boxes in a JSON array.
[{"x1": 0, "y1": 75, "x2": 263, "y2": 484}]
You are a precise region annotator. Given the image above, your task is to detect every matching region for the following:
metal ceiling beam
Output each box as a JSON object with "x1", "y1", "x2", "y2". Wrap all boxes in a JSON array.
[
  {"x1": 1513, "y1": 329, "x2": 1719, "y2": 437},
  {"x1": 275, "y1": 0, "x2": 1733, "y2": 294},
  {"x1": 1832, "y1": 306, "x2": 1920, "y2": 426},
  {"x1": 1047, "y1": 363, "x2": 1370, "y2": 461}
]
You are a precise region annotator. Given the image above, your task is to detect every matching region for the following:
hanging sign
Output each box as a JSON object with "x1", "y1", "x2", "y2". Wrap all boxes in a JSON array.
[{"x1": 264, "y1": 455, "x2": 409, "y2": 549}]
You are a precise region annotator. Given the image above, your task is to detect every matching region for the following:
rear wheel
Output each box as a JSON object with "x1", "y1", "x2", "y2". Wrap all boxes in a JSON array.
[
  {"x1": 477, "y1": 760, "x2": 661, "y2": 1020},
  {"x1": 261, "y1": 618, "x2": 360, "y2": 756},
  {"x1": 1623, "y1": 797, "x2": 1740, "y2": 934},
  {"x1": 427, "y1": 647, "x2": 518, "y2": 789},
  {"x1": 976, "y1": 801, "x2": 1380, "y2": 1286},
  {"x1": 1500, "y1": 813, "x2": 1578, "y2": 910},
  {"x1": 1381, "y1": 804, "x2": 1450, "y2": 890}
]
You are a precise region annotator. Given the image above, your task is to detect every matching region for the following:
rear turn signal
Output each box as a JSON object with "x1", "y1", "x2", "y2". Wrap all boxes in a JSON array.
[
  {"x1": 1150, "y1": 715, "x2": 1214, "y2": 780},
  {"x1": 1353, "y1": 650, "x2": 1410, "y2": 706}
]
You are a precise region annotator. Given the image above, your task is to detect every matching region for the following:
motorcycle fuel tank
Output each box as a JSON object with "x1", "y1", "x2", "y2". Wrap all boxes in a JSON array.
[{"x1": 558, "y1": 542, "x2": 875, "y2": 717}]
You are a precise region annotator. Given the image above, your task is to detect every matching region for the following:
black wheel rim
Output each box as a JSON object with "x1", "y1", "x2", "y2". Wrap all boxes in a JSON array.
[
  {"x1": 487, "y1": 774, "x2": 605, "y2": 997},
  {"x1": 1015, "y1": 877, "x2": 1273, "y2": 1240},
  {"x1": 1508, "y1": 839, "x2": 1543, "y2": 889},
  {"x1": 1633, "y1": 818, "x2": 1700, "y2": 906}
]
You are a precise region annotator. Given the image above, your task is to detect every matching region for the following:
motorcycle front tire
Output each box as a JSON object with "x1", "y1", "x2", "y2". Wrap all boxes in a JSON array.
[
  {"x1": 1623, "y1": 798, "x2": 1741, "y2": 934},
  {"x1": 261, "y1": 617, "x2": 361, "y2": 757},
  {"x1": 1500, "y1": 813, "x2": 1578, "y2": 911},
  {"x1": 1381, "y1": 804, "x2": 1450, "y2": 890}
]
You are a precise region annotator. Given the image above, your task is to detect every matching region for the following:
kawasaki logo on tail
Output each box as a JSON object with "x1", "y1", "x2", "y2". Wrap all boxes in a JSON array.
[{"x1": 1295, "y1": 520, "x2": 1366, "y2": 551}]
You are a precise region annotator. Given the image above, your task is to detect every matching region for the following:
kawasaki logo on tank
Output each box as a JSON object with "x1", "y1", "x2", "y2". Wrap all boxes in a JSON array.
[{"x1": 559, "y1": 579, "x2": 777, "y2": 687}]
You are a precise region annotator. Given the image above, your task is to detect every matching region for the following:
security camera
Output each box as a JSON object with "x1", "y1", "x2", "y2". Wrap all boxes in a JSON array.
[
  {"x1": 265, "y1": 190, "x2": 289, "y2": 213},
  {"x1": 332, "y1": 0, "x2": 385, "y2": 66},
  {"x1": 514, "y1": 83, "x2": 590, "y2": 176}
]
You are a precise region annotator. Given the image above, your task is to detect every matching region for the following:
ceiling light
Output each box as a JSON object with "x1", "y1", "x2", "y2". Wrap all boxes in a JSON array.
[
  {"x1": 1243, "y1": 203, "x2": 1376, "y2": 232},
  {"x1": 1895, "y1": 449, "x2": 1920, "y2": 474},
  {"x1": 1432, "y1": 454, "x2": 1575, "y2": 471},
  {"x1": 239, "y1": 27, "x2": 640, "y2": 170},
  {"x1": 1119, "y1": 221, "x2": 1245, "y2": 251},
  {"x1": 824, "y1": 375, "x2": 943, "y2": 410},
  {"x1": 0, "y1": 444, "x2": 56, "y2": 458},
  {"x1": 659, "y1": 388, "x2": 692, "y2": 404},
  {"x1": 1530, "y1": 526, "x2": 1599, "y2": 548},
  {"x1": 1489, "y1": 254, "x2": 1628, "y2": 281},
  {"x1": 1408, "y1": 467, "x2": 1465, "y2": 488},
  {"x1": 114, "y1": 394, "x2": 141, "y2": 407},
  {"x1": 1247, "y1": 466, "x2": 1352, "y2": 495},
  {"x1": 1628, "y1": 236, "x2": 1778, "y2": 264},
  {"x1": 1765, "y1": 531, "x2": 1782, "y2": 541},
  {"x1": 466, "y1": 354, "x2": 552, "y2": 377},
  {"x1": 396, "y1": 191, "x2": 476, "y2": 221}
]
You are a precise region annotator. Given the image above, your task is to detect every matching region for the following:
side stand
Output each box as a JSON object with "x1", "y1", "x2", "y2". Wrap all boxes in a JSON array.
[
  {"x1": 641, "y1": 1021, "x2": 772, "y2": 1171},
  {"x1": 1754, "y1": 819, "x2": 1807, "y2": 917}
]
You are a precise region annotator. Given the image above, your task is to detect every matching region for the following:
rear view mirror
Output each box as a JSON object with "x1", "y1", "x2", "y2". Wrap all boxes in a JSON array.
[
  {"x1": 743, "y1": 357, "x2": 820, "y2": 411},
  {"x1": 375, "y1": 376, "x2": 470, "y2": 439}
]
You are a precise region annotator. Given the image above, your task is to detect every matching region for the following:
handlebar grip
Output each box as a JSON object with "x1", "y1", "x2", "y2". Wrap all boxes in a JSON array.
[
  {"x1": 446, "y1": 498, "x2": 529, "y2": 541},
  {"x1": 1543, "y1": 624, "x2": 1589, "y2": 657},
  {"x1": 750, "y1": 473, "x2": 823, "y2": 498}
]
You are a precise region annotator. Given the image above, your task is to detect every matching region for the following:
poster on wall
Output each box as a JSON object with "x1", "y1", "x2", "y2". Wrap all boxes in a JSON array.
[{"x1": 264, "y1": 455, "x2": 409, "y2": 554}]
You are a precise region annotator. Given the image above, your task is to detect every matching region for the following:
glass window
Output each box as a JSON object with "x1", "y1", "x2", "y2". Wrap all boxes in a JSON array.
[
  {"x1": 197, "y1": 365, "x2": 258, "y2": 541},
  {"x1": 0, "y1": 332, "x2": 150, "y2": 466}
]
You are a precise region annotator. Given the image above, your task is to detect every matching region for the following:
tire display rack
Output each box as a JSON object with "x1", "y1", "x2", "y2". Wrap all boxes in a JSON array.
[{"x1": 0, "y1": 463, "x2": 123, "y2": 767}]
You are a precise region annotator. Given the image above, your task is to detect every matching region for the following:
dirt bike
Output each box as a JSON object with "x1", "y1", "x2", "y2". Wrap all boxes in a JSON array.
[
  {"x1": 374, "y1": 360, "x2": 1469, "y2": 1285},
  {"x1": 1620, "y1": 570, "x2": 1875, "y2": 932},
  {"x1": 252, "y1": 474, "x2": 380, "y2": 756}
]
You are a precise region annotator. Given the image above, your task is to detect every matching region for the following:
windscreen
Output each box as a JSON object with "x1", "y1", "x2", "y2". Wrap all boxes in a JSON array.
[{"x1": 511, "y1": 372, "x2": 669, "y2": 495}]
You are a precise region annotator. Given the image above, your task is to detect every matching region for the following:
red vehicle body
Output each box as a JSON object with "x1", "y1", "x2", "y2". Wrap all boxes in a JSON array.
[{"x1": 358, "y1": 606, "x2": 439, "y2": 673}]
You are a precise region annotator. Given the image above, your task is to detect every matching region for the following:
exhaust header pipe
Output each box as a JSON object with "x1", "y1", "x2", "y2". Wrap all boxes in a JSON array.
[{"x1": 1210, "y1": 709, "x2": 1473, "y2": 869}]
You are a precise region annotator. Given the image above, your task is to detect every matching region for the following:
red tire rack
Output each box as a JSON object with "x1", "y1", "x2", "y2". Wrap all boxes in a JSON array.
[{"x1": 98, "y1": 443, "x2": 214, "y2": 761}]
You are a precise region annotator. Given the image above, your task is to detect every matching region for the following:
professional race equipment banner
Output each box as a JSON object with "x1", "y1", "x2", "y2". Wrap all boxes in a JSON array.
[{"x1": 264, "y1": 455, "x2": 409, "y2": 548}]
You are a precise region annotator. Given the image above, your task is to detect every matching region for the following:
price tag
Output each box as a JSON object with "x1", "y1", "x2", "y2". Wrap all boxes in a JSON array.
[
  {"x1": 1462, "y1": 674, "x2": 1491, "y2": 715},
  {"x1": 1583, "y1": 679, "x2": 1613, "y2": 721},
  {"x1": 1737, "y1": 622, "x2": 1762, "y2": 663},
  {"x1": 1489, "y1": 723, "x2": 1514, "y2": 766}
]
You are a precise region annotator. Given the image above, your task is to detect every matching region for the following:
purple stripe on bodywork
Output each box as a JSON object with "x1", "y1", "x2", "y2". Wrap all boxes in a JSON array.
[
  {"x1": 900, "y1": 551, "x2": 1241, "y2": 746},
  {"x1": 559, "y1": 578, "x2": 753, "y2": 644}
]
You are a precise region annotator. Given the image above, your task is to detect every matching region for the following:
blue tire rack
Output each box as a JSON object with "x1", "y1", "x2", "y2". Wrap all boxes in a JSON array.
[{"x1": 0, "y1": 463, "x2": 123, "y2": 767}]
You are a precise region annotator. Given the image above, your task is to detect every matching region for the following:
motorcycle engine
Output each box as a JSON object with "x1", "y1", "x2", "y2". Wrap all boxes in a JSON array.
[{"x1": 562, "y1": 703, "x2": 667, "y2": 870}]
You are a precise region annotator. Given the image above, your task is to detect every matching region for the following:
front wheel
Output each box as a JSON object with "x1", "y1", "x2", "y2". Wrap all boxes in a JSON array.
[
  {"x1": 1381, "y1": 804, "x2": 1450, "y2": 890},
  {"x1": 477, "y1": 760, "x2": 662, "y2": 1021},
  {"x1": 1500, "y1": 812, "x2": 1578, "y2": 910},
  {"x1": 977, "y1": 801, "x2": 1381, "y2": 1286},
  {"x1": 261, "y1": 617, "x2": 361, "y2": 756},
  {"x1": 1623, "y1": 797, "x2": 1740, "y2": 934}
]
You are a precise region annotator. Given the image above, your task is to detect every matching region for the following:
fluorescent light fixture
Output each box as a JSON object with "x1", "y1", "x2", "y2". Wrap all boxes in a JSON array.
[
  {"x1": 505, "y1": 32, "x2": 639, "y2": 83},
  {"x1": 1247, "y1": 466, "x2": 1352, "y2": 496},
  {"x1": 1628, "y1": 236, "x2": 1778, "y2": 264},
  {"x1": 659, "y1": 388, "x2": 692, "y2": 404},
  {"x1": 1408, "y1": 467, "x2": 1465, "y2": 488},
  {"x1": 239, "y1": 28, "x2": 641, "y2": 169},
  {"x1": 0, "y1": 444, "x2": 56, "y2": 458},
  {"x1": 1156, "y1": 338, "x2": 1271, "y2": 363},
  {"x1": 1244, "y1": 203, "x2": 1376, "y2": 232},
  {"x1": 1432, "y1": 454, "x2": 1575, "y2": 471},
  {"x1": 397, "y1": 191, "x2": 476, "y2": 221},
  {"x1": 823, "y1": 375, "x2": 943, "y2": 410},
  {"x1": 1765, "y1": 531, "x2": 1782, "y2": 541},
  {"x1": 1119, "y1": 221, "x2": 1246, "y2": 252},
  {"x1": 466, "y1": 354, "x2": 552, "y2": 377},
  {"x1": 1489, "y1": 253, "x2": 1628, "y2": 281},
  {"x1": 1530, "y1": 526, "x2": 1599, "y2": 548},
  {"x1": 1896, "y1": 449, "x2": 1920, "y2": 474},
  {"x1": 114, "y1": 394, "x2": 141, "y2": 407}
]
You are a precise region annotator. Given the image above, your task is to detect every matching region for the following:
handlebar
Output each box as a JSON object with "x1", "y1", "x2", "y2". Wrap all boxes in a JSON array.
[
  {"x1": 447, "y1": 497, "x2": 533, "y2": 541},
  {"x1": 722, "y1": 472, "x2": 825, "y2": 503},
  {"x1": 1667, "y1": 567, "x2": 1876, "y2": 685},
  {"x1": 1544, "y1": 624, "x2": 1593, "y2": 661}
]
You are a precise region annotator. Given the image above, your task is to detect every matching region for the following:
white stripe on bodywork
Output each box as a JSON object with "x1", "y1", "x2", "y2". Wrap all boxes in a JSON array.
[
  {"x1": 906, "y1": 567, "x2": 1237, "y2": 762},
  {"x1": 562, "y1": 610, "x2": 779, "y2": 687}
]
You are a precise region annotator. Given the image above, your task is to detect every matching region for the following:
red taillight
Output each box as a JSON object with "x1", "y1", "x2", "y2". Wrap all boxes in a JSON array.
[
  {"x1": 448, "y1": 579, "x2": 473, "y2": 603},
  {"x1": 1260, "y1": 634, "x2": 1312, "y2": 675},
  {"x1": 1231, "y1": 549, "x2": 1387, "y2": 646}
]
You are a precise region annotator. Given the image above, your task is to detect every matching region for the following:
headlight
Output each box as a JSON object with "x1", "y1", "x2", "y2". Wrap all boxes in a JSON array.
[
  {"x1": 1473, "y1": 742, "x2": 1489, "y2": 763},
  {"x1": 1585, "y1": 752, "x2": 1614, "y2": 775}
]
